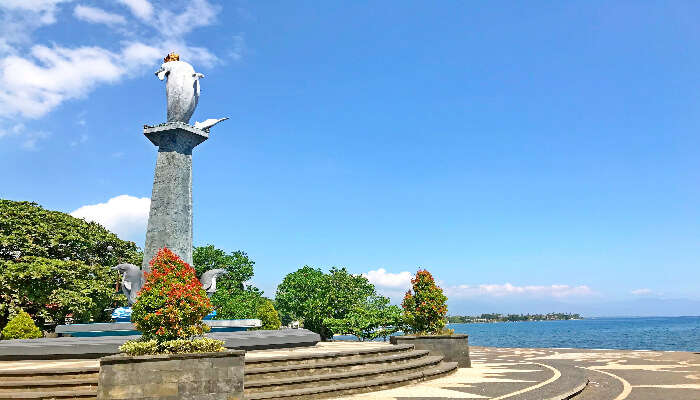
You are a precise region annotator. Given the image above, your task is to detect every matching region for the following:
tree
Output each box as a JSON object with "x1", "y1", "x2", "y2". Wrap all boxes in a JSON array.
[
  {"x1": 0, "y1": 257, "x2": 124, "y2": 328},
  {"x1": 0, "y1": 200, "x2": 141, "y2": 265},
  {"x1": 0, "y1": 199, "x2": 142, "y2": 328},
  {"x1": 1, "y1": 310, "x2": 42, "y2": 340},
  {"x1": 193, "y1": 245, "x2": 266, "y2": 320},
  {"x1": 131, "y1": 248, "x2": 212, "y2": 341},
  {"x1": 324, "y1": 296, "x2": 403, "y2": 341},
  {"x1": 402, "y1": 269, "x2": 448, "y2": 334},
  {"x1": 255, "y1": 299, "x2": 281, "y2": 330},
  {"x1": 275, "y1": 266, "x2": 325, "y2": 326},
  {"x1": 276, "y1": 266, "x2": 399, "y2": 341}
]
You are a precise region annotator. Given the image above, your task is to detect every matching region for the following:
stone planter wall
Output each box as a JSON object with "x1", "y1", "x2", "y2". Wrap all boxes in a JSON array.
[
  {"x1": 97, "y1": 350, "x2": 244, "y2": 400},
  {"x1": 390, "y1": 334, "x2": 471, "y2": 367}
]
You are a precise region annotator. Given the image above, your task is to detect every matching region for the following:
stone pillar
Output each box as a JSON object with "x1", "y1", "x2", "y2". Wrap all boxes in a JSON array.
[{"x1": 142, "y1": 122, "x2": 208, "y2": 272}]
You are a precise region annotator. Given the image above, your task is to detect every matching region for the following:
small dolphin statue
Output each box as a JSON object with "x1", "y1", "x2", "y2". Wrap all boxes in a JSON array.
[
  {"x1": 194, "y1": 117, "x2": 228, "y2": 132},
  {"x1": 112, "y1": 263, "x2": 144, "y2": 305},
  {"x1": 199, "y1": 269, "x2": 229, "y2": 298}
]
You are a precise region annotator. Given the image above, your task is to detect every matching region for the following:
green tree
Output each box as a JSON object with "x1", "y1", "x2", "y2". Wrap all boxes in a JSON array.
[
  {"x1": 0, "y1": 257, "x2": 124, "y2": 329},
  {"x1": 402, "y1": 269, "x2": 448, "y2": 334},
  {"x1": 0, "y1": 199, "x2": 142, "y2": 328},
  {"x1": 255, "y1": 298, "x2": 281, "y2": 330},
  {"x1": 324, "y1": 296, "x2": 403, "y2": 341},
  {"x1": 1, "y1": 310, "x2": 42, "y2": 340},
  {"x1": 0, "y1": 200, "x2": 141, "y2": 265},
  {"x1": 193, "y1": 245, "x2": 270, "y2": 322},
  {"x1": 275, "y1": 266, "x2": 325, "y2": 326},
  {"x1": 276, "y1": 266, "x2": 398, "y2": 341}
]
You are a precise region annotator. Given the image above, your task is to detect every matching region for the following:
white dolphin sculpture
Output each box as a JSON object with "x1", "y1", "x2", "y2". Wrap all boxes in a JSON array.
[{"x1": 155, "y1": 55, "x2": 204, "y2": 124}]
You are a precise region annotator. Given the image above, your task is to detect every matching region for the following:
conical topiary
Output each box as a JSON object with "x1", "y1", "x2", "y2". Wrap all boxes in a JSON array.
[
  {"x1": 131, "y1": 248, "x2": 212, "y2": 341},
  {"x1": 1, "y1": 310, "x2": 42, "y2": 340}
]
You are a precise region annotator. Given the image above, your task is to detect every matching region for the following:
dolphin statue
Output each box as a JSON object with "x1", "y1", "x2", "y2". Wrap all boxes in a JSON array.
[
  {"x1": 155, "y1": 53, "x2": 204, "y2": 124},
  {"x1": 112, "y1": 263, "x2": 144, "y2": 305},
  {"x1": 199, "y1": 269, "x2": 229, "y2": 298}
]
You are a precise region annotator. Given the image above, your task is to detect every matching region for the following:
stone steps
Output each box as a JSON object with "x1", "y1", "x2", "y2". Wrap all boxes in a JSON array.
[
  {"x1": 0, "y1": 343, "x2": 458, "y2": 399},
  {"x1": 0, "y1": 368, "x2": 99, "y2": 400},
  {"x1": 245, "y1": 344, "x2": 457, "y2": 399},
  {"x1": 246, "y1": 361, "x2": 458, "y2": 400}
]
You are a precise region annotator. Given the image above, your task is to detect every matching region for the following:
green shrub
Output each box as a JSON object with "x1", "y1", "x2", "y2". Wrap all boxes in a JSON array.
[
  {"x1": 256, "y1": 299, "x2": 281, "y2": 330},
  {"x1": 1, "y1": 310, "x2": 42, "y2": 340},
  {"x1": 131, "y1": 248, "x2": 212, "y2": 342},
  {"x1": 119, "y1": 338, "x2": 225, "y2": 356},
  {"x1": 402, "y1": 269, "x2": 448, "y2": 335}
]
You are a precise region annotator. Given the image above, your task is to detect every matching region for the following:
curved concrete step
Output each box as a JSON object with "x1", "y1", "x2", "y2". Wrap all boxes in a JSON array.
[
  {"x1": 0, "y1": 377, "x2": 97, "y2": 390},
  {"x1": 246, "y1": 355, "x2": 443, "y2": 393},
  {"x1": 246, "y1": 349, "x2": 430, "y2": 379},
  {"x1": 246, "y1": 361, "x2": 458, "y2": 400},
  {"x1": 245, "y1": 344, "x2": 414, "y2": 368},
  {"x1": 0, "y1": 388, "x2": 96, "y2": 400}
]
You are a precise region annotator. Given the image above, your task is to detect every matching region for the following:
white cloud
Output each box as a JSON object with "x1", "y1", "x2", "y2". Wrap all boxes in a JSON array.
[
  {"x1": 154, "y1": 0, "x2": 220, "y2": 38},
  {"x1": 630, "y1": 288, "x2": 654, "y2": 296},
  {"x1": 117, "y1": 0, "x2": 153, "y2": 21},
  {"x1": 71, "y1": 195, "x2": 150, "y2": 241},
  {"x1": 446, "y1": 282, "x2": 595, "y2": 299},
  {"x1": 363, "y1": 268, "x2": 412, "y2": 289},
  {"x1": 74, "y1": 5, "x2": 126, "y2": 26}
]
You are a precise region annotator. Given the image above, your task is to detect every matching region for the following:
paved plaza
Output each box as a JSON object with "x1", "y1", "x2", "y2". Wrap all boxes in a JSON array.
[{"x1": 1, "y1": 343, "x2": 698, "y2": 399}]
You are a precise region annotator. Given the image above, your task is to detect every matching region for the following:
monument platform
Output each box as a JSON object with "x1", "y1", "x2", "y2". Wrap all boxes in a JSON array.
[
  {"x1": 0, "y1": 329, "x2": 320, "y2": 360},
  {"x1": 55, "y1": 319, "x2": 261, "y2": 337}
]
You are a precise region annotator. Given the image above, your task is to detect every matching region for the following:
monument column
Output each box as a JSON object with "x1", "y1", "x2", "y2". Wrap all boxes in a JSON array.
[{"x1": 142, "y1": 122, "x2": 208, "y2": 271}]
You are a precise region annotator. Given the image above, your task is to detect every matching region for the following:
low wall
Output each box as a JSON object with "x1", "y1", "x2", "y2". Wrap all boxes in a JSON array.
[
  {"x1": 97, "y1": 350, "x2": 244, "y2": 400},
  {"x1": 390, "y1": 334, "x2": 471, "y2": 367}
]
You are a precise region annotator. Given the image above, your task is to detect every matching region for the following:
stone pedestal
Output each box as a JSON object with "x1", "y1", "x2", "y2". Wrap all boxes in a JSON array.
[
  {"x1": 390, "y1": 334, "x2": 471, "y2": 367},
  {"x1": 97, "y1": 350, "x2": 244, "y2": 399},
  {"x1": 142, "y1": 122, "x2": 208, "y2": 271}
]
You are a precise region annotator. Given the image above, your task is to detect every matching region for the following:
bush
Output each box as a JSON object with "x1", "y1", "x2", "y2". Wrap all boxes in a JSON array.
[
  {"x1": 256, "y1": 299, "x2": 281, "y2": 330},
  {"x1": 119, "y1": 337, "x2": 225, "y2": 356},
  {"x1": 131, "y1": 248, "x2": 212, "y2": 342},
  {"x1": 402, "y1": 269, "x2": 448, "y2": 335},
  {"x1": 1, "y1": 310, "x2": 42, "y2": 339}
]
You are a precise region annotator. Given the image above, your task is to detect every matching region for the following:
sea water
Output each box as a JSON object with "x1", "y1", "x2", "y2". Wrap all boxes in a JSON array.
[{"x1": 450, "y1": 316, "x2": 700, "y2": 351}]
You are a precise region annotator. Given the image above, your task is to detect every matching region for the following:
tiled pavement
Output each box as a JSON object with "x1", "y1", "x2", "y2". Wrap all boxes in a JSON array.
[
  {"x1": 1, "y1": 344, "x2": 698, "y2": 399},
  {"x1": 335, "y1": 346, "x2": 700, "y2": 399}
]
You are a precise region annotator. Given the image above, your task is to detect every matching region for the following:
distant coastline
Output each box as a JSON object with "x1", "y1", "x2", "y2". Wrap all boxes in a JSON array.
[{"x1": 447, "y1": 313, "x2": 582, "y2": 323}]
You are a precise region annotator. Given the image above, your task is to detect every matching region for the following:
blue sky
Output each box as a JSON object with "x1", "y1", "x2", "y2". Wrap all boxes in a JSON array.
[{"x1": 2, "y1": 1, "x2": 699, "y2": 316}]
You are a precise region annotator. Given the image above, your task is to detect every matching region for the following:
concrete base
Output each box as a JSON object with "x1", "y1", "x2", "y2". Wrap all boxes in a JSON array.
[
  {"x1": 390, "y1": 334, "x2": 471, "y2": 367},
  {"x1": 0, "y1": 329, "x2": 320, "y2": 360},
  {"x1": 56, "y1": 319, "x2": 262, "y2": 337},
  {"x1": 97, "y1": 350, "x2": 244, "y2": 400}
]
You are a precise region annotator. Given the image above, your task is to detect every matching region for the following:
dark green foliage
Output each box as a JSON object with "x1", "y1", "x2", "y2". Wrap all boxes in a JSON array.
[
  {"x1": 275, "y1": 266, "x2": 325, "y2": 326},
  {"x1": 193, "y1": 245, "x2": 268, "y2": 322},
  {"x1": 276, "y1": 266, "x2": 400, "y2": 341},
  {"x1": 0, "y1": 200, "x2": 141, "y2": 266},
  {"x1": 0, "y1": 257, "x2": 124, "y2": 329},
  {"x1": 1, "y1": 310, "x2": 42, "y2": 340},
  {"x1": 255, "y1": 299, "x2": 281, "y2": 330},
  {"x1": 0, "y1": 199, "x2": 142, "y2": 329},
  {"x1": 193, "y1": 245, "x2": 253, "y2": 287}
]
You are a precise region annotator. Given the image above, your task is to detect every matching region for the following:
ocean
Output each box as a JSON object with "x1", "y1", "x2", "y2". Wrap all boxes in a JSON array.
[{"x1": 449, "y1": 316, "x2": 700, "y2": 352}]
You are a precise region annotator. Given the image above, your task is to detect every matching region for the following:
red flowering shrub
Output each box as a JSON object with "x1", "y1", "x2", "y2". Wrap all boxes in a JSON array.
[
  {"x1": 131, "y1": 248, "x2": 212, "y2": 341},
  {"x1": 401, "y1": 269, "x2": 448, "y2": 334}
]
